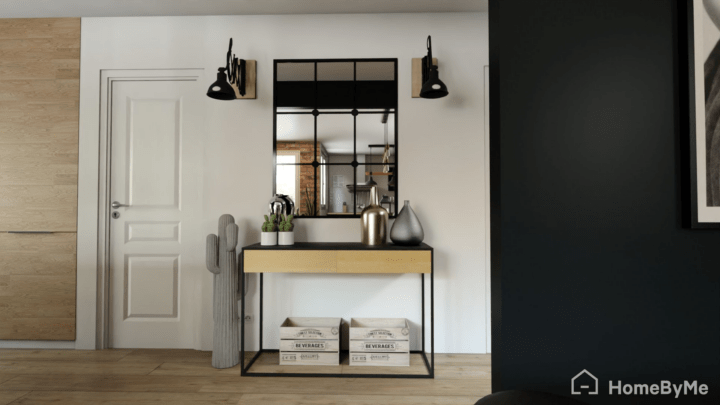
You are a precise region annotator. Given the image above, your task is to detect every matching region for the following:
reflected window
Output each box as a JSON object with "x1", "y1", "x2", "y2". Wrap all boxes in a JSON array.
[
  {"x1": 276, "y1": 151, "x2": 299, "y2": 211},
  {"x1": 320, "y1": 154, "x2": 327, "y2": 207}
]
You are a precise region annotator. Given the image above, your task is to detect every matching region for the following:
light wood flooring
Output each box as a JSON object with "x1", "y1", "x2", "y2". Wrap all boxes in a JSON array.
[{"x1": 0, "y1": 349, "x2": 491, "y2": 404}]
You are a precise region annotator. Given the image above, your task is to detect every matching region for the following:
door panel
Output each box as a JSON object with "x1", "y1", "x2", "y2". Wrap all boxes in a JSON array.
[
  {"x1": 125, "y1": 221, "x2": 180, "y2": 243},
  {"x1": 126, "y1": 98, "x2": 180, "y2": 209},
  {"x1": 124, "y1": 254, "x2": 178, "y2": 318},
  {"x1": 109, "y1": 78, "x2": 203, "y2": 349}
]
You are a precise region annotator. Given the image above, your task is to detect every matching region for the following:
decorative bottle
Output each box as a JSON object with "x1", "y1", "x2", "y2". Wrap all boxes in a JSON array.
[{"x1": 361, "y1": 186, "x2": 388, "y2": 246}]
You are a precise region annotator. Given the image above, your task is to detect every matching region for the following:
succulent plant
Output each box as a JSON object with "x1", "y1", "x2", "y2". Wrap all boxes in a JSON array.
[
  {"x1": 262, "y1": 214, "x2": 277, "y2": 232},
  {"x1": 278, "y1": 214, "x2": 294, "y2": 232}
]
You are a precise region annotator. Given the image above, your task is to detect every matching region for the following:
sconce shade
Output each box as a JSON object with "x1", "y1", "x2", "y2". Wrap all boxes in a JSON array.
[
  {"x1": 420, "y1": 66, "x2": 448, "y2": 99},
  {"x1": 207, "y1": 68, "x2": 236, "y2": 100},
  {"x1": 420, "y1": 35, "x2": 449, "y2": 99}
]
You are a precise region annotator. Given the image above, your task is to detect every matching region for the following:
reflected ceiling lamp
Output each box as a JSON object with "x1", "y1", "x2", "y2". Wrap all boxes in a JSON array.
[
  {"x1": 382, "y1": 109, "x2": 391, "y2": 173},
  {"x1": 363, "y1": 146, "x2": 378, "y2": 187}
]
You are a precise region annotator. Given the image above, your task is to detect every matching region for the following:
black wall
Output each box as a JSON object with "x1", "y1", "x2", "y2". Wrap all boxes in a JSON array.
[{"x1": 490, "y1": 1, "x2": 720, "y2": 404}]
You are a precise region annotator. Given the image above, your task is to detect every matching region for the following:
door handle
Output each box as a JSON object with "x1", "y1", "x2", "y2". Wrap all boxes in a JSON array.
[{"x1": 111, "y1": 201, "x2": 130, "y2": 209}]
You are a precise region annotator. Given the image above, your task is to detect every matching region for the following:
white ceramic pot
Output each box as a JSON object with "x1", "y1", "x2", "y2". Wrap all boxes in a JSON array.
[
  {"x1": 261, "y1": 232, "x2": 277, "y2": 246},
  {"x1": 278, "y1": 231, "x2": 294, "y2": 246}
]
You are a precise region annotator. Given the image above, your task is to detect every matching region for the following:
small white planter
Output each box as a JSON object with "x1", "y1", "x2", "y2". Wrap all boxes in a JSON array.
[
  {"x1": 278, "y1": 232, "x2": 294, "y2": 246},
  {"x1": 261, "y1": 232, "x2": 277, "y2": 246}
]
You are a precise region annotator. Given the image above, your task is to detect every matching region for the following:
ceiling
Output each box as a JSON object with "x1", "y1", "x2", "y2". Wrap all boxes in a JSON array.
[{"x1": 0, "y1": 0, "x2": 488, "y2": 18}]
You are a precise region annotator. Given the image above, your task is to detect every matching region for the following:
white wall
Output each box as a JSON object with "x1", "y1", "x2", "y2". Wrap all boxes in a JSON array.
[{"x1": 75, "y1": 13, "x2": 488, "y2": 353}]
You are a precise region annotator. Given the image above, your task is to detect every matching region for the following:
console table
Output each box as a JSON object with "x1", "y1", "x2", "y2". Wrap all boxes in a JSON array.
[{"x1": 240, "y1": 242, "x2": 434, "y2": 378}]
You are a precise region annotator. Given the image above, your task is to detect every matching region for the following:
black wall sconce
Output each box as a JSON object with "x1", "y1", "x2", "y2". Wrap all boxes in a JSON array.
[
  {"x1": 411, "y1": 35, "x2": 449, "y2": 99},
  {"x1": 207, "y1": 38, "x2": 257, "y2": 100}
]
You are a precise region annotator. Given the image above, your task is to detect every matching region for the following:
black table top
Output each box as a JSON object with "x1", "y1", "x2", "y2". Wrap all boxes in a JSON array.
[{"x1": 242, "y1": 242, "x2": 432, "y2": 251}]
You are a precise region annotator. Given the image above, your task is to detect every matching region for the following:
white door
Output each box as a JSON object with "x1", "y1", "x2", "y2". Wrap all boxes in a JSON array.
[{"x1": 109, "y1": 77, "x2": 204, "y2": 348}]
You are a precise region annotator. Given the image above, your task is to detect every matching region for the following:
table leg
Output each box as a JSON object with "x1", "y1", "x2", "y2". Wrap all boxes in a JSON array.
[
  {"x1": 431, "y1": 249, "x2": 434, "y2": 377},
  {"x1": 240, "y1": 250, "x2": 245, "y2": 374}
]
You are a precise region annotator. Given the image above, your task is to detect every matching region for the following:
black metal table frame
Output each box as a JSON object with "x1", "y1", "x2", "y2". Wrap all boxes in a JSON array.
[{"x1": 239, "y1": 249, "x2": 434, "y2": 378}]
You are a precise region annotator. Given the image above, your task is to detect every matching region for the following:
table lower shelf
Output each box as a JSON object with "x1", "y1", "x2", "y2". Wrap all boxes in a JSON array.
[{"x1": 242, "y1": 350, "x2": 433, "y2": 378}]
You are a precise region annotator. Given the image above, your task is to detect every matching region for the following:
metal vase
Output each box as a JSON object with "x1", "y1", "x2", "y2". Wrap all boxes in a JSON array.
[
  {"x1": 390, "y1": 200, "x2": 424, "y2": 246},
  {"x1": 269, "y1": 194, "x2": 295, "y2": 222},
  {"x1": 361, "y1": 186, "x2": 388, "y2": 246}
]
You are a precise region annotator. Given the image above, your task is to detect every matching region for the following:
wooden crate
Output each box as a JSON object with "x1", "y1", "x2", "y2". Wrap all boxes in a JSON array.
[
  {"x1": 280, "y1": 317, "x2": 341, "y2": 366},
  {"x1": 349, "y1": 318, "x2": 410, "y2": 367}
]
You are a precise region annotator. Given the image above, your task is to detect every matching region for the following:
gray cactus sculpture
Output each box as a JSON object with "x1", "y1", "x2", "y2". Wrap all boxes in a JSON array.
[{"x1": 205, "y1": 214, "x2": 240, "y2": 369}]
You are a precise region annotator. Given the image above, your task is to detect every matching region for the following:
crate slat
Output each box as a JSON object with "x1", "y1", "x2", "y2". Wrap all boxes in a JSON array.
[
  {"x1": 349, "y1": 352, "x2": 410, "y2": 367},
  {"x1": 280, "y1": 339, "x2": 340, "y2": 352},
  {"x1": 349, "y1": 318, "x2": 409, "y2": 341},
  {"x1": 349, "y1": 340, "x2": 410, "y2": 353},
  {"x1": 279, "y1": 351, "x2": 339, "y2": 366},
  {"x1": 280, "y1": 317, "x2": 341, "y2": 341}
]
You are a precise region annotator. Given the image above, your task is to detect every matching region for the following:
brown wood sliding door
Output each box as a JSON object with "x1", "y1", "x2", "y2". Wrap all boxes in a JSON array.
[{"x1": 0, "y1": 18, "x2": 80, "y2": 340}]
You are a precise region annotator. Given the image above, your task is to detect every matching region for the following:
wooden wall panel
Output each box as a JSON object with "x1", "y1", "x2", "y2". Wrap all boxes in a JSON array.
[
  {"x1": 0, "y1": 18, "x2": 79, "y2": 340},
  {"x1": 0, "y1": 18, "x2": 79, "y2": 232},
  {"x1": 0, "y1": 232, "x2": 76, "y2": 340}
]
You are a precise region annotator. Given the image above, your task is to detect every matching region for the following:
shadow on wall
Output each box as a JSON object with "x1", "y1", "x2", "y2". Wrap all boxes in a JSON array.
[{"x1": 239, "y1": 217, "x2": 259, "y2": 244}]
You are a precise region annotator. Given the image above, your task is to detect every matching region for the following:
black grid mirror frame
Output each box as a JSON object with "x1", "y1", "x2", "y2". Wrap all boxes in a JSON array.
[{"x1": 273, "y1": 58, "x2": 399, "y2": 218}]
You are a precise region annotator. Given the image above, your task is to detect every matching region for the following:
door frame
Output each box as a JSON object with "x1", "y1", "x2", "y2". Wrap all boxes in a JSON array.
[{"x1": 96, "y1": 69, "x2": 204, "y2": 349}]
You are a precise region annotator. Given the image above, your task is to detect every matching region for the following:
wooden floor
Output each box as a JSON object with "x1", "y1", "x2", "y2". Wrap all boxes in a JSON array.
[{"x1": 0, "y1": 349, "x2": 490, "y2": 404}]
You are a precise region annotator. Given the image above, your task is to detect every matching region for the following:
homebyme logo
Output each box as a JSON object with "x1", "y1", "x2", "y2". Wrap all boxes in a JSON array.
[
  {"x1": 571, "y1": 370, "x2": 710, "y2": 398},
  {"x1": 571, "y1": 370, "x2": 598, "y2": 395}
]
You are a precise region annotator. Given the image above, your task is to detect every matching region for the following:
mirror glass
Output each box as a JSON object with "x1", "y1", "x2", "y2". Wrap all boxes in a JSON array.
[{"x1": 274, "y1": 59, "x2": 398, "y2": 218}]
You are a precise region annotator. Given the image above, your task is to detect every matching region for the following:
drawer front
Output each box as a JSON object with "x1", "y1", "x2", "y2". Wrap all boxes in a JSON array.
[
  {"x1": 279, "y1": 351, "x2": 339, "y2": 366},
  {"x1": 350, "y1": 340, "x2": 410, "y2": 352},
  {"x1": 280, "y1": 339, "x2": 340, "y2": 352},
  {"x1": 244, "y1": 250, "x2": 430, "y2": 274},
  {"x1": 349, "y1": 327, "x2": 409, "y2": 341},
  {"x1": 349, "y1": 352, "x2": 409, "y2": 367},
  {"x1": 280, "y1": 326, "x2": 340, "y2": 340}
]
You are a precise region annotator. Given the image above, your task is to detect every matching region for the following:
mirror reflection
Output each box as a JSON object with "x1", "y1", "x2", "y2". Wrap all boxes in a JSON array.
[{"x1": 274, "y1": 59, "x2": 398, "y2": 218}]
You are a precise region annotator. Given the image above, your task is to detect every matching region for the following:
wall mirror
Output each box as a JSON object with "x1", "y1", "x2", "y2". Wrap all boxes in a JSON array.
[{"x1": 273, "y1": 59, "x2": 398, "y2": 218}]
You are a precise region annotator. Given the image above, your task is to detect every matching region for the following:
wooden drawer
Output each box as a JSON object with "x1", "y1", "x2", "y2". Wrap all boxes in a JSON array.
[
  {"x1": 349, "y1": 340, "x2": 410, "y2": 353},
  {"x1": 280, "y1": 339, "x2": 340, "y2": 352},
  {"x1": 349, "y1": 352, "x2": 409, "y2": 367},
  {"x1": 279, "y1": 351, "x2": 339, "y2": 366},
  {"x1": 244, "y1": 250, "x2": 431, "y2": 274},
  {"x1": 349, "y1": 318, "x2": 409, "y2": 341},
  {"x1": 279, "y1": 317, "x2": 341, "y2": 340}
]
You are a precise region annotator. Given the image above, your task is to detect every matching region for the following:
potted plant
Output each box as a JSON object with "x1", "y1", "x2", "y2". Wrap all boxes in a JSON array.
[
  {"x1": 278, "y1": 214, "x2": 295, "y2": 246},
  {"x1": 261, "y1": 214, "x2": 277, "y2": 246}
]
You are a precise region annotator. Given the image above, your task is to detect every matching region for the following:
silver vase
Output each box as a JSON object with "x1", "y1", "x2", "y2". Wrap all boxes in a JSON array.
[
  {"x1": 269, "y1": 194, "x2": 295, "y2": 221},
  {"x1": 390, "y1": 200, "x2": 424, "y2": 246},
  {"x1": 361, "y1": 186, "x2": 388, "y2": 246}
]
